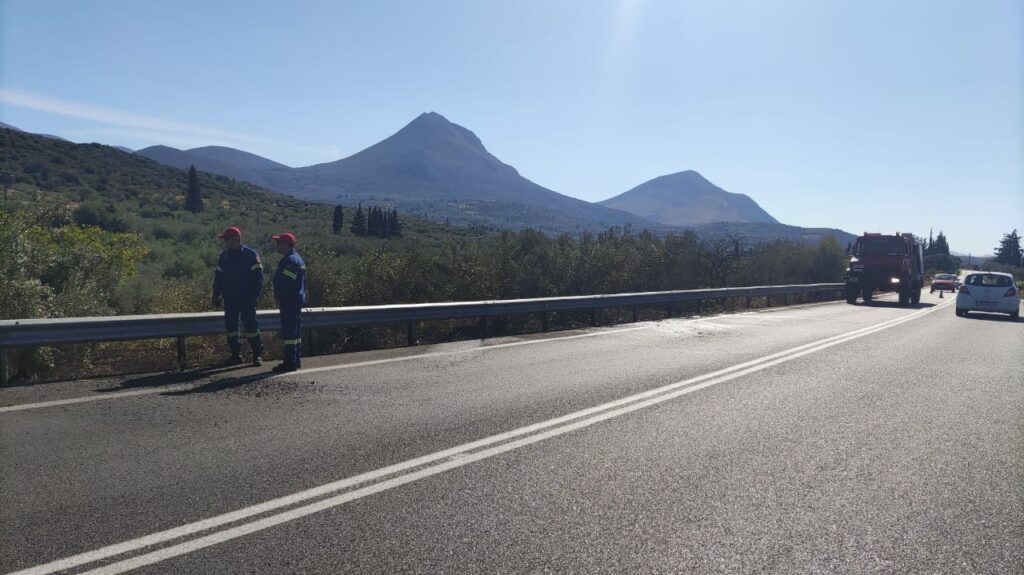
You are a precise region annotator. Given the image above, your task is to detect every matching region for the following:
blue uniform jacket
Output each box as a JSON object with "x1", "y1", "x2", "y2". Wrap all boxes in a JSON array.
[
  {"x1": 213, "y1": 246, "x2": 264, "y2": 301},
  {"x1": 273, "y1": 249, "x2": 306, "y2": 308}
]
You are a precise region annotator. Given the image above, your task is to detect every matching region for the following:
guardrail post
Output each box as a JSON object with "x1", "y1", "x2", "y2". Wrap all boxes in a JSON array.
[
  {"x1": 541, "y1": 312, "x2": 550, "y2": 332},
  {"x1": 632, "y1": 305, "x2": 639, "y2": 323},
  {"x1": 0, "y1": 346, "x2": 8, "y2": 387},
  {"x1": 407, "y1": 321, "x2": 417, "y2": 346},
  {"x1": 745, "y1": 296, "x2": 752, "y2": 309},
  {"x1": 697, "y1": 300, "x2": 703, "y2": 316},
  {"x1": 176, "y1": 336, "x2": 187, "y2": 368},
  {"x1": 666, "y1": 301, "x2": 673, "y2": 318},
  {"x1": 306, "y1": 329, "x2": 317, "y2": 356},
  {"x1": 591, "y1": 308, "x2": 599, "y2": 326},
  {"x1": 479, "y1": 316, "x2": 488, "y2": 339}
]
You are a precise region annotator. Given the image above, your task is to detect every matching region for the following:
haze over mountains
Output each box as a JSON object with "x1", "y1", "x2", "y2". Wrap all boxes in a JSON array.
[{"x1": 22, "y1": 113, "x2": 852, "y2": 242}]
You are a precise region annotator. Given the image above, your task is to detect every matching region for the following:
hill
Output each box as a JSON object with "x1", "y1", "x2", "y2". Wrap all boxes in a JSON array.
[
  {"x1": 600, "y1": 170, "x2": 777, "y2": 226},
  {"x1": 0, "y1": 126, "x2": 485, "y2": 288},
  {"x1": 136, "y1": 144, "x2": 283, "y2": 189},
  {"x1": 258, "y1": 112, "x2": 654, "y2": 232}
]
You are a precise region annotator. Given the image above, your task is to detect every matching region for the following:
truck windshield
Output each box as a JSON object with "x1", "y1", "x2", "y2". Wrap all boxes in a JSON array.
[{"x1": 856, "y1": 239, "x2": 906, "y2": 256}]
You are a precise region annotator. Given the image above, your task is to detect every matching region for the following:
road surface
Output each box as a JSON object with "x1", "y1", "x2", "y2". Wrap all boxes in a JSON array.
[{"x1": 2, "y1": 292, "x2": 1022, "y2": 574}]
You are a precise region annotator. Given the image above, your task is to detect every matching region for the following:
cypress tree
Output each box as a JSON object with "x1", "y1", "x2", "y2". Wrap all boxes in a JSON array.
[
  {"x1": 389, "y1": 209, "x2": 402, "y2": 237},
  {"x1": 185, "y1": 165, "x2": 203, "y2": 213},
  {"x1": 332, "y1": 205, "x2": 344, "y2": 234},
  {"x1": 351, "y1": 203, "x2": 366, "y2": 237}
]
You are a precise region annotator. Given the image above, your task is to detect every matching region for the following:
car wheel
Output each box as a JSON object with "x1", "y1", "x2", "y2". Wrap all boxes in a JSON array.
[{"x1": 930, "y1": 288, "x2": 934, "y2": 293}]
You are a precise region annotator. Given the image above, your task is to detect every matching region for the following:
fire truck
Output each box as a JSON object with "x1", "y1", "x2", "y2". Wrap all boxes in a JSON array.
[{"x1": 844, "y1": 233, "x2": 924, "y2": 306}]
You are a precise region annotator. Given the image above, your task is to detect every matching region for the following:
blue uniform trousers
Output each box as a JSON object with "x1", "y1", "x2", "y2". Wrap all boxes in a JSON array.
[
  {"x1": 279, "y1": 303, "x2": 302, "y2": 367},
  {"x1": 224, "y1": 298, "x2": 263, "y2": 357}
]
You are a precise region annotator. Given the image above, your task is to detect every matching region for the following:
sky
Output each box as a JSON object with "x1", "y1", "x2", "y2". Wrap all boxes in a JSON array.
[{"x1": 1, "y1": 0, "x2": 1021, "y2": 256}]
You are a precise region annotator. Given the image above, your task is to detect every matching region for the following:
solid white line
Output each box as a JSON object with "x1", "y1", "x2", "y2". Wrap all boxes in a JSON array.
[
  {"x1": 9, "y1": 301, "x2": 951, "y2": 575},
  {"x1": 0, "y1": 327, "x2": 646, "y2": 414}
]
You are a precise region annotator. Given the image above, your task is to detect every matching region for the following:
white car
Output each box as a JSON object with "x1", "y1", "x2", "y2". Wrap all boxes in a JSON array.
[{"x1": 956, "y1": 272, "x2": 1020, "y2": 319}]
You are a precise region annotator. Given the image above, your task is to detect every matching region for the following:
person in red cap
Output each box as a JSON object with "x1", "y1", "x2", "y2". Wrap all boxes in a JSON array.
[
  {"x1": 212, "y1": 226, "x2": 264, "y2": 366},
  {"x1": 270, "y1": 232, "x2": 305, "y2": 372}
]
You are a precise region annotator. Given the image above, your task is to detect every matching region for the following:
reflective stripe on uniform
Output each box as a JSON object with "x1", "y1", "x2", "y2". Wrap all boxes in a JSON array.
[
  {"x1": 282, "y1": 270, "x2": 297, "y2": 279},
  {"x1": 283, "y1": 338, "x2": 302, "y2": 345},
  {"x1": 244, "y1": 331, "x2": 261, "y2": 338},
  {"x1": 250, "y1": 264, "x2": 262, "y2": 271}
]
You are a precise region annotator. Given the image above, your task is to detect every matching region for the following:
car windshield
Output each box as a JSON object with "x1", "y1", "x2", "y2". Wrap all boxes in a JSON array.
[
  {"x1": 856, "y1": 238, "x2": 906, "y2": 256},
  {"x1": 935, "y1": 274, "x2": 955, "y2": 281},
  {"x1": 965, "y1": 274, "x2": 1012, "y2": 287}
]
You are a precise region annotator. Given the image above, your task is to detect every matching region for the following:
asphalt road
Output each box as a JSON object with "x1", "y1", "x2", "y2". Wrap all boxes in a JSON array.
[{"x1": 2, "y1": 292, "x2": 1022, "y2": 574}]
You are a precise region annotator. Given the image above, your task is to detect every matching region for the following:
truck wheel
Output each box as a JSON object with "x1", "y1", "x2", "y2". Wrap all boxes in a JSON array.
[
  {"x1": 845, "y1": 286, "x2": 858, "y2": 304},
  {"x1": 862, "y1": 288, "x2": 873, "y2": 303},
  {"x1": 899, "y1": 286, "x2": 910, "y2": 306},
  {"x1": 911, "y1": 286, "x2": 921, "y2": 304}
]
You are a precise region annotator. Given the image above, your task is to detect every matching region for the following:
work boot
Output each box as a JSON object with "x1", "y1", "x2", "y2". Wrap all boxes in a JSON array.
[
  {"x1": 223, "y1": 355, "x2": 244, "y2": 367},
  {"x1": 252, "y1": 355, "x2": 263, "y2": 367},
  {"x1": 271, "y1": 362, "x2": 297, "y2": 373}
]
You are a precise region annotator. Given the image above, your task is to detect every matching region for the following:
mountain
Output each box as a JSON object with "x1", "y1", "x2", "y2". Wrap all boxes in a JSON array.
[
  {"x1": 135, "y1": 145, "x2": 284, "y2": 189},
  {"x1": 257, "y1": 112, "x2": 653, "y2": 232},
  {"x1": 125, "y1": 112, "x2": 853, "y2": 242},
  {"x1": 599, "y1": 170, "x2": 777, "y2": 226}
]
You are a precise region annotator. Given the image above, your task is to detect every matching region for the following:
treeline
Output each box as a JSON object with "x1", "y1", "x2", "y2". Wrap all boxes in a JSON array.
[
  {"x1": 345, "y1": 204, "x2": 402, "y2": 238},
  {"x1": 303, "y1": 227, "x2": 849, "y2": 307}
]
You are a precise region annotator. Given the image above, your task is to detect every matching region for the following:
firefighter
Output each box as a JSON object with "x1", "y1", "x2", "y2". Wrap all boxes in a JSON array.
[
  {"x1": 270, "y1": 232, "x2": 306, "y2": 372},
  {"x1": 212, "y1": 226, "x2": 264, "y2": 366}
]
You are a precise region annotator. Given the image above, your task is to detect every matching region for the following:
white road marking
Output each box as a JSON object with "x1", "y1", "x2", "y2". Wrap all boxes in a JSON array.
[{"x1": 9, "y1": 301, "x2": 951, "y2": 575}]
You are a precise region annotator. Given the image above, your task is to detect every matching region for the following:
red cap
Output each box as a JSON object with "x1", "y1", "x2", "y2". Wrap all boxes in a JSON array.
[
  {"x1": 271, "y1": 232, "x2": 296, "y2": 246},
  {"x1": 217, "y1": 226, "x2": 241, "y2": 240}
]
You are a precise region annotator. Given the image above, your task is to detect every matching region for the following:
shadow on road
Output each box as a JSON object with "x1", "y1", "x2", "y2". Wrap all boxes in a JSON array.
[
  {"x1": 96, "y1": 364, "x2": 248, "y2": 392},
  {"x1": 854, "y1": 301, "x2": 936, "y2": 310},
  {"x1": 957, "y1": 311, "x2": 1022, "y2": 324},
  {"x1": 159, "y1": 371, "x2": 279, "y2": 395}
]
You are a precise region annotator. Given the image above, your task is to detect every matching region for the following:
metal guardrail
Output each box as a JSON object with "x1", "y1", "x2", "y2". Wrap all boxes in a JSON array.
[{"x1": 0, "y1": 283, "x2": 844, "y2": 385}]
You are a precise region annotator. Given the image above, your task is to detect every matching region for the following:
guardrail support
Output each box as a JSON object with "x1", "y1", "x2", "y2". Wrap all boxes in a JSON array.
[
  {"x1": 407, "y1": 321, "x2": 417, "y2": 346},
  {"x1": 0, "y1": 346, "x2": 8, "y2": 387},
  {"x1": 175, "y1": 336, "x2": 187, "y2": 368},
  {"x1": 591, "y1": 308, "x2": 599, "y2": 326},
  {"x1": 632, "y1": 305, "x2": 639, "y2": 323},
  {"x1": 478, "y1": 316, "x2": 488, "y2": 339},
  {"x1": 540, "y1": 312, "x2": 550, "y2": 332}
]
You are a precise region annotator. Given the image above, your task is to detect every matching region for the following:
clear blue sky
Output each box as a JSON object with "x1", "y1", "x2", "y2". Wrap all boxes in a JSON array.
[{"x1": 2, "y1": 0, "x2": 1021, "y2": 256}]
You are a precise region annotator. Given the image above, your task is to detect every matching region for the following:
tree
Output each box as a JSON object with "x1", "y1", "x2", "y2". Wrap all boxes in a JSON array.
[
  {"x1": 350, "y1": 203, "x2": 366, "y2": 237},
  {"x1": 932, "y1": 231, "x2": 950, "y2": 255},
  {"x1": 184, "y1": 165, "x2": 203, "y2": 213},
  {"x1": 389, "y1": 209, "x2": 401, "y2": 237},
  {"x1": 332, "y1": 205, "x2": 344, "y2": 234},
  {"x1": 994, "y1": 229, "x2": 1023, "y2": 265}
]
